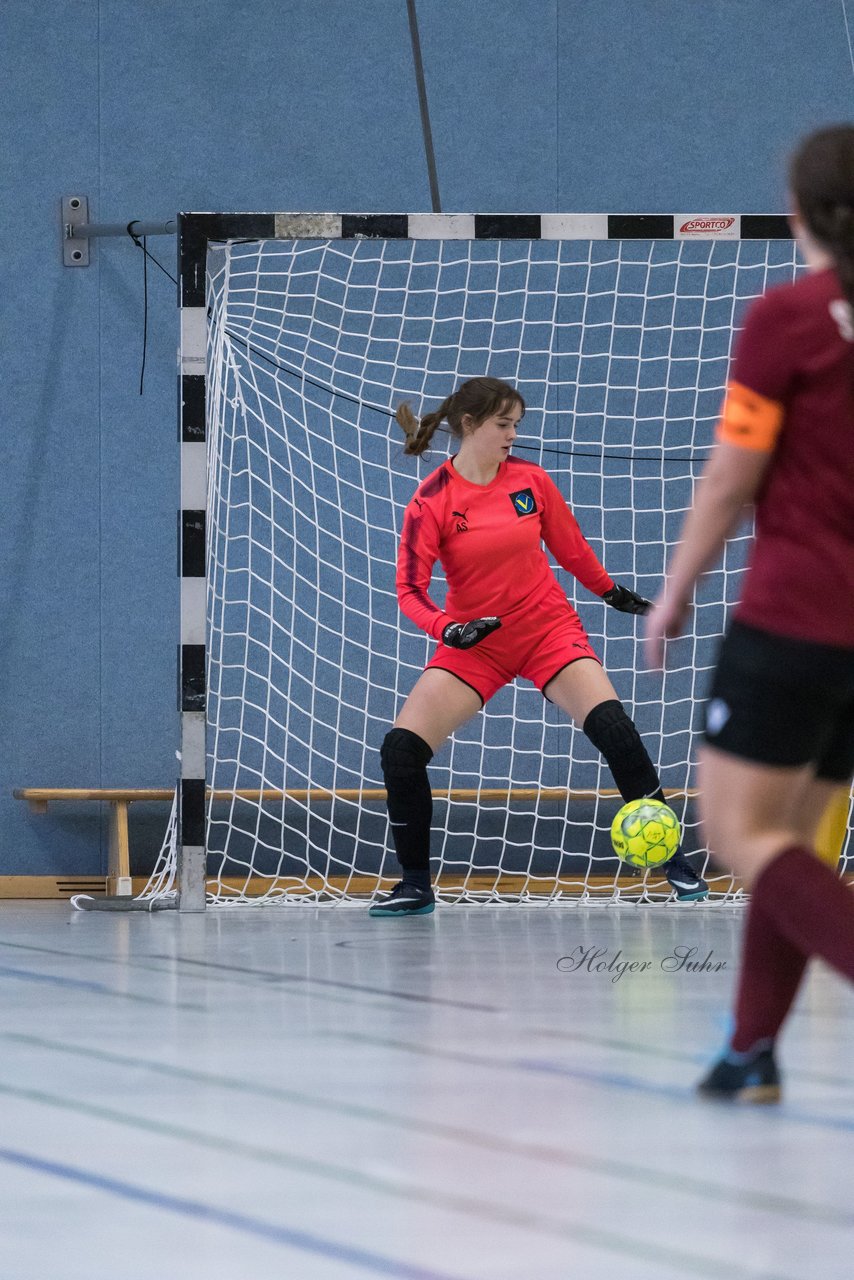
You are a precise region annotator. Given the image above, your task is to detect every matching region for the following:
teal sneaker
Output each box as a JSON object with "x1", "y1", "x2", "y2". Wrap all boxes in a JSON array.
[
  {"x1": 664, "y1": 851, "x2": 709, "y2": 901},
  {"x1": 368, "y1": 880, "x2": 436, "y2": 917},
  {"x1": 697, "y1": 1046, "x2": 781, "y2": 1104}
]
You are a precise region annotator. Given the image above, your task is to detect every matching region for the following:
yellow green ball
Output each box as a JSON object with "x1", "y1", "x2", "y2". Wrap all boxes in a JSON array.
[{"x1": 611, "y1": 798, "x2": 681, "y2": 868}]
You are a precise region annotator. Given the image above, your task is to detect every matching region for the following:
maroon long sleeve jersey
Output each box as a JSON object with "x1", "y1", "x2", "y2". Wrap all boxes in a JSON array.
[{"x1": 717, "y1": 267, "x2": 854, "y2": 647}]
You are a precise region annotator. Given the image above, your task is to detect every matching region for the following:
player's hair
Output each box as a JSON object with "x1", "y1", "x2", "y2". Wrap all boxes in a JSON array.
[
  {"x1": 395, "y1": 377, "x2": 525, "y2": 457},
  {"x1": 790, "y1": 123, "x2": 854, "y2": 310}
]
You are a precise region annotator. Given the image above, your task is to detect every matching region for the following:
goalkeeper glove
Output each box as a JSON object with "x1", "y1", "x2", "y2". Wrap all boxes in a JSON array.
[
  {"x1": 442, "y1": 617, "x2": 502, "y2": 649},
  {"x1": 601, "y1": 584, "x2": 651, "y2": 615}
]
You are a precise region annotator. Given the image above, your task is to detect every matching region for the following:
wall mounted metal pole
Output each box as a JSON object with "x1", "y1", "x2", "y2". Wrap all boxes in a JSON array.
[
  {"x1": 62, "y1": 194, "x2": 176, "y2": 267},
  {"x1": 70, "y1": 219, "x2": 178, "y2": 238}
]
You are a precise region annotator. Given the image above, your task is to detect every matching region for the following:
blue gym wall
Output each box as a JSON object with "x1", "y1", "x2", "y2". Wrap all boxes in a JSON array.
[{"x1": 1, "y1": 0, "x2": 851, "y2": 876}]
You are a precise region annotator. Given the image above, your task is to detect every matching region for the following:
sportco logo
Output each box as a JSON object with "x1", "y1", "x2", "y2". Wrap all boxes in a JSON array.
[{"x1": 679, "y1": 217, "x2": 736, "y2": 234}]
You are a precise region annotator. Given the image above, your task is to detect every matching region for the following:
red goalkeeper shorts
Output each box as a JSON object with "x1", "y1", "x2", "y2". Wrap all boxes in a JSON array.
[{"x1": 425, "y1": 599, "x2": 600, "y2": 705}]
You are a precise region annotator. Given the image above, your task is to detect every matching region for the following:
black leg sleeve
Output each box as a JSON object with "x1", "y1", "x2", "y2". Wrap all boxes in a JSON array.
[
  {"x1": 380, "y1": 727, "x2": 434, "y2": 874},
  {"x1": 582, "y1": 699, "x2": 664, "y2": 804}
]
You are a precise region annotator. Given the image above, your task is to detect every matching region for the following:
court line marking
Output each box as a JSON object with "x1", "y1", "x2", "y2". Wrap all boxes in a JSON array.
[
  {"x1": 145, "y1": 952, "x2": 500, "y2": 1011},
  {"x1": 0, "y1": 939, "x2": 393, "y2": 1012},
  {"x1": 4, "y1": 921, "x2": 849, "y2": 1075},
  {"x1": 0, "y1": 962, "x2": 206, "y2": 1011},
  {"x1": 331, "y1": 1031, "x2": 854, "y2": 1136},
  {"x1": 0, "y1": 1088, "x2": 801, "y2": 1280},
  {"x1": 4, "y1": 1032, "x2": 852, "y2": 1230},
  {"x1": 2, "y1": 938, "x2": 849, "y2": 1085},
  {"x1": 527, "y1": 1025, "x2": 854, "y2": 1090},
  {"x1": 0, "y1": 1145, "x2": 465, "y2": 1280}
]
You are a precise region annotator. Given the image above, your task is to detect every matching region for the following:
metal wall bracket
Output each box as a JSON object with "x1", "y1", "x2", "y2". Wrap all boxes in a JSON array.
[{"x1": 62, "y1": 195, "x2": 90, "y2": 266}]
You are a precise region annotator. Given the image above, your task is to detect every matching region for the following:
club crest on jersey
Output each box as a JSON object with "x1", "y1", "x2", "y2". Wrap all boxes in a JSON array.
[{"x1": 509, "y1": 488, "x2": 537, "y2": 517}]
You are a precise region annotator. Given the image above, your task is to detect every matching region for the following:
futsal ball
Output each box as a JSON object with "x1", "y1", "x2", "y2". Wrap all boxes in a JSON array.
[{"x1": 610, "y1": 798, "x2": 680, "y2": 868}]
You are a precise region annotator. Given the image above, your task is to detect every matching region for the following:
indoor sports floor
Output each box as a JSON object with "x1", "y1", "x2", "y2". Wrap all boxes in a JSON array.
[{"x1": 1, "y1": 900, "x2": 852, "y2": 1279}]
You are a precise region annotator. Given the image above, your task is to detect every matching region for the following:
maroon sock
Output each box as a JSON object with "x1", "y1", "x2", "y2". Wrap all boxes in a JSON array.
[
  {"x1": 730, "y1": 896, "x2": 808, "y2": 1052},
  {"x1": 754, "y1": 845, "x2": 854, "y2": 983}
]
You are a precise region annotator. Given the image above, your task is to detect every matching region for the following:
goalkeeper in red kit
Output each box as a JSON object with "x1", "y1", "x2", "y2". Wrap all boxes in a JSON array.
[
  {"x1": 646, "y1": 124, "x2": 854, "y2": 1102},
  {"x1": 369, "y1": 374, "x2": 708, "y2": 916}
]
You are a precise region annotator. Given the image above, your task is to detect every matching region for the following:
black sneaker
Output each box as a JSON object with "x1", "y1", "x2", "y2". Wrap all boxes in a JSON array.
[
  {"x1": 664, "y1": 850, "x2": 709, "y2": 901},
  {"x1": 697, "y1": 1046, "x2": 781, "y2": 1104},
  {"x1": 368, "y1": 881, "x2": 436, "y2": 918}
]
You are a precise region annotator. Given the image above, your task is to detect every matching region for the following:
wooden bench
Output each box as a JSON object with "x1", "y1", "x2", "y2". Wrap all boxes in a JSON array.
[
  {"x1": 13, "y1": 789, "x2": 174, "y2": 896},
  {"x1": 11, "y1": 783, "x2": 850, "y2": 902},
  {"x1": 13, "y1": 784, "x2": 702, "y2": 899}
]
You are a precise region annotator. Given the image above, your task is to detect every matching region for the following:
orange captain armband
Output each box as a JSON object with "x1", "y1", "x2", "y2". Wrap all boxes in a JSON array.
[{"x1": 715, "y1": 380, "x2": 784, "y2": 451}]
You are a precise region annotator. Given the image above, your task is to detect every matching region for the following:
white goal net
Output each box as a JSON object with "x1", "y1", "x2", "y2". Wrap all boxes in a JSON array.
[{"x1": 174, "y1": 230, "x2": 836, "y2": 906}]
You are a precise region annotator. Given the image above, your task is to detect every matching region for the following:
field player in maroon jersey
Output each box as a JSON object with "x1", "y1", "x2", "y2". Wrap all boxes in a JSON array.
[
  {"x1": 369, "y1": 374, "x2": 709, "y2": 916},
  {"x1": 646, "y1": 124, "x2": 854, "y2": 1102}
]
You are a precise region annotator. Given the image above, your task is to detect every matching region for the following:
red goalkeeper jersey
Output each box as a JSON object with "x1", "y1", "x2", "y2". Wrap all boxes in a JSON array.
[
  {"x1": 396, "y1": 456, "x2": 614, "y2": 640},
  {"x1": 716, "y1": 268, "x2": 854, "y2": 647}
]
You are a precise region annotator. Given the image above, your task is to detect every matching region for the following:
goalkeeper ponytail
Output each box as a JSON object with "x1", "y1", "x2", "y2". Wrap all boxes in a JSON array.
[
  {"x1": 396, "y1": 396, "x2": 454, "y2": 456},
  {"x1": 395, "y1": 377, "x2": 525, "y2": 457}
]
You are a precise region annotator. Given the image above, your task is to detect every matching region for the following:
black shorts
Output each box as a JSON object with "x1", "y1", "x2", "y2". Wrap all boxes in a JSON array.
[{"x1": 703, "y1": 621, "x2": 854, "y2": 782}]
